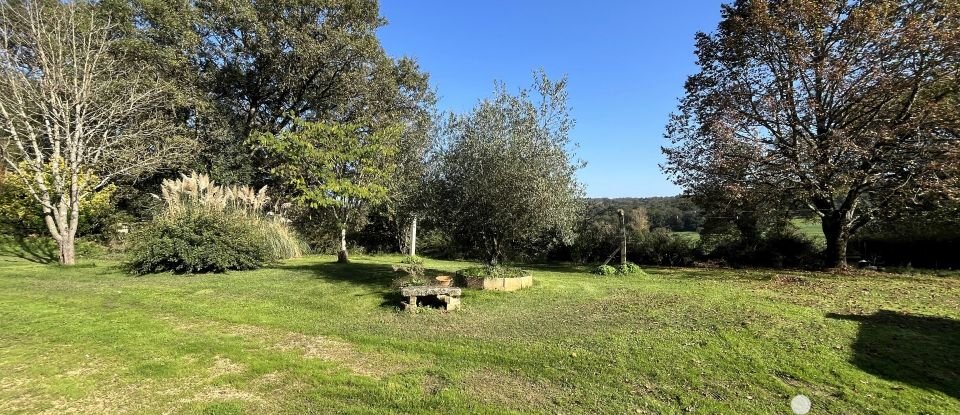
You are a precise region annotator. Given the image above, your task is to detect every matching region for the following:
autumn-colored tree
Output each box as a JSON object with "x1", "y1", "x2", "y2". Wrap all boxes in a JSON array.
[{"x1": 664, "y1": 0, "x2": 960, "y2": 268}]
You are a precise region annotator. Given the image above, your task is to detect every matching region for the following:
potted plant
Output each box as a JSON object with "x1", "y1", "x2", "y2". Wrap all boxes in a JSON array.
[
  {"x1": 392, "y1": 255, "x2": 427, "y2": 288},
  {"x1": 435, "y1": 275, "x2": 453, "y2": 287},
  {"x1": 456, "y1": 265, "x2": 533, "y2": 292}
]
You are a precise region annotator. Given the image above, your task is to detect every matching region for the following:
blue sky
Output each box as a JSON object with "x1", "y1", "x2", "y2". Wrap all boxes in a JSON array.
[{"x1": 377, "y1": 1, "x2": 724, "y2": 197}]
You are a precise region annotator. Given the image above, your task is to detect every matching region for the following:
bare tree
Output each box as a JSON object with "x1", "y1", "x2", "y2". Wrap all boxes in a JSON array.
[{"x1": 0, "y1": 1, "x2": 190, "y2": 265}]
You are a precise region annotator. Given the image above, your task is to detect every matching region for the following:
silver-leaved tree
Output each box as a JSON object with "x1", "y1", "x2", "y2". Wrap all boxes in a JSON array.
[{"x1": 429, "y1": 71, "x2": 585, "y2": 265}]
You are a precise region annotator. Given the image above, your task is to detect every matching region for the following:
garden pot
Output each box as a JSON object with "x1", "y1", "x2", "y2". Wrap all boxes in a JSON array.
[
  {"x1": 464, "y1": 275, "x2": 533, "y2": 292},
  {"x1": 435, "y1": 275, "x2": 453, "y2": 287}
]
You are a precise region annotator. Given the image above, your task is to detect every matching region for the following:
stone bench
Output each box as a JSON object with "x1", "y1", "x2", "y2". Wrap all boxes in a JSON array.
[{"x1": 400, "y1": 286, "x2": 462, "y2": 311}]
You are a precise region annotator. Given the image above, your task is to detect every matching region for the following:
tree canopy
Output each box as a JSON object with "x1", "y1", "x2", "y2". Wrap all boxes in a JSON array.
[
  {"x1": 98, "y1": 0, "x2": 435, "y2": 186},
  {"x1": 664, "y1": 0, "x2": 960, "y2": 267},
  {"x1": 258, "y1": 119, "x2": 402, "y2": 262},
  {"x1": 429, "y1": 72, "x2": 585, "y2": 265},
  {"x1": 0, "y1": 0, "x2": 191, "y2": 264}
]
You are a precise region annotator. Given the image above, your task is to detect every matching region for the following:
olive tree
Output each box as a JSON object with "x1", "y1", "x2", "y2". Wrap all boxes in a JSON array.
[
  {"x1": 429, "y1": 71, "x2": 584, "y2": 265},
  {"x1": 0, "y1": 1, "x2": 189, "y2": 264}
]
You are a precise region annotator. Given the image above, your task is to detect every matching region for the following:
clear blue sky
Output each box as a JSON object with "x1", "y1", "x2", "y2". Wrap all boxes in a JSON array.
[{"x1": 377, "y1": 1, "x2": 724, "y2": 198}]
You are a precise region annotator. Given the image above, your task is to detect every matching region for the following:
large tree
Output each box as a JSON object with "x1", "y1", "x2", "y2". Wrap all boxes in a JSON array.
[
  {"x1": 98, "y1": 0, "x2": 434, "y2": 186},
  {"x1": 664, "y1": 0, "x2": 960, "y2": 268},
  {"x1": 429, "y1": 71, "x2": 584, "y2": 265},
  {"x1": 0, "y1": 0, "x2": 189, "y2": 265}
]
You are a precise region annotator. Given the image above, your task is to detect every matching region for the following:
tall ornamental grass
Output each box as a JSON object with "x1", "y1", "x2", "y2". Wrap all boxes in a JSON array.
[{"x1": 126, "y1": 173, "x2": 306, "y2": 274}]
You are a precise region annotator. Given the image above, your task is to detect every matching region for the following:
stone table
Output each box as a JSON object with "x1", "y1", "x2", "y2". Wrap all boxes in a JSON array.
[{"x1": 400, "y1": 286, "x2": 462, "y2": 311}]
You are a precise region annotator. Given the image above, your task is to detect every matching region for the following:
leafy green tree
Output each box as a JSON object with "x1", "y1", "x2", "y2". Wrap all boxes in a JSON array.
[
  {"x1": 664, "y1": 0, "x2": 960, "y2": 268},
  {"x1": 258, "y1": 119, "x2": 402, "y2": 263},
  {"x1": 99, "y1": 0, "x2": 434, "y2": 187},
  {"x1": 429, "y1": 71, "x2": 584, "y2": 265}
]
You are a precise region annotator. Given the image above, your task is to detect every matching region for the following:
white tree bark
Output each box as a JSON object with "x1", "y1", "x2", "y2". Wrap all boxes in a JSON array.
[
  {"x1": 337, "y1": 227, "x2": 349, "y2": 263},
  {"x1": 0, "y1": 2, "x2": 190, "y2": 264},
  {"x1": 409, "y1": 215, "x2": 417, "y2": 257}
]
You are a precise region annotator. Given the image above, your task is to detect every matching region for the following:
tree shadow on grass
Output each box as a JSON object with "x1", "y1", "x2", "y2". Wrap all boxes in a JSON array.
[
  {"x1": 515, "y1": 262, "x2": 592, "y2": 274},
  {"x1": 0, "y1": 236, "x2": 57, "y2": 264},
  {"x1": 277, "y1": 260, "x2": 456, "y2": 309},
  {"x1": 827, "y1": 310, "x2": 960, "y2": 400}
]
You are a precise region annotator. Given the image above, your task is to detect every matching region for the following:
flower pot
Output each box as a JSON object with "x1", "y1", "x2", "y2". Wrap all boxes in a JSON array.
[{"x1": 435, "y1": 275, "x2": 453, "y2": 287}]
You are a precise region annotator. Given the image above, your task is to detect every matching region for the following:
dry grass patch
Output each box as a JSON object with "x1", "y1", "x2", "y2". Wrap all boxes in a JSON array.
[
  {"x1": 181, "y1": 385, "x2": 264, "y2": 404},
  {"x1": 460, "y1": 369, "x2": 569, "y2": 411},
  {"x1": 169, "y1": 318, "x2": 415, "y2": 378},
  {"x1": 208, "y1": 355, "x2": 247, "y2": 378}
]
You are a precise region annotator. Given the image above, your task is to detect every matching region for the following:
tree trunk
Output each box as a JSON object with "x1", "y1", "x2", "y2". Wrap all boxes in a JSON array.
[
  {"x1": 42, "y1": 204, "x2": 77, "y2": 266},
  {"x1": 409, "y1": 216, "x2": 417, "y2": 257},
  {"x1": 58, "y1": 233, "x2": 75, "y2": 265},
  {"x1": 337, "y1": 227, "x2": 350, "y2": 263},
  {"x1": 489, "y1": 236, "x2": 500, "y2": 267},
  {"x1": 821, "y1": 215, "x2": 849, "y2": 269}
]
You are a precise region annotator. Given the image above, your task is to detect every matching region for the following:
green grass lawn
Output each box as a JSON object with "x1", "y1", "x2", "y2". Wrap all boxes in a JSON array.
[
  {"x1": 0, "y1": 251, "x2": 958, "y2": 414},
  {"x1": 791, "y1": 218, "x2": 826, "y2": 243},
  {"x1": 672, "y1": 231, "x2": 701, "y2": 242}
]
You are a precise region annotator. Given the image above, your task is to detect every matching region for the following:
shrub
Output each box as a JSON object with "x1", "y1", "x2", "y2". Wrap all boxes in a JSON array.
[
  {"x1": 630, "y1": 228, "x2": 698, "y2": 266},
  {"x1": 850, "y1": 209, "x2": 960, "y2": 268},
  {"x1": 593, "y1": 264, "x2": 617, "y2": 276},
  {"x1": 160, "y1": 172, "x2": 304, "y2": 260},
  {"x1": 400, "y1": 255, "x2": 424, "y2": 265},
  {"x1": 125, "y1": 209, "x2": 272, "y2": 274},
  {"x1": 0, "y1": 166, "x2": 117, "y2": 237},
  {"x1": 392, "y1": 255, "x2": 426, "y2": 287},
  {"x1": 392, "y1": 274, "x2": 428, "y2": 288},
  {"x1": 457, "y1": 265, "x2": 526, "y2": 279},
  {"x1": 392, "y1": 256, "x2": 427, "y2": 288},
  {"x1": 125, "y1": 173, "x2": 305, "y2": 274},
  {"x1": 618, "y1": 262, "x2": 645, "y2": 275},
  {"x1": 705, "y1": 227, "x2": 821, "y2": 268}
]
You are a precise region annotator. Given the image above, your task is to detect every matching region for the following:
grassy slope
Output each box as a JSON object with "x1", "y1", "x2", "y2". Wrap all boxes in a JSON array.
[
  {"x1": 0, "y1": 252, "x2": 957, "y2": 414},
  {"x1": 791, "y1": 218, "x2": 826, "y2": 243}
]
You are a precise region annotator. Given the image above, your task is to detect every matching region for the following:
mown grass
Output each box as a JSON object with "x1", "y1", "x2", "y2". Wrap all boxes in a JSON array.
[
  {"x1": 791, "y1": 218, "x2": 826, "y2": 242},
  {"x1": 0, "y1": 249, "x2": 957, "y2": 414},
  {"x1": 672, "y1": 231, "x2": 701, "y2": 242}
]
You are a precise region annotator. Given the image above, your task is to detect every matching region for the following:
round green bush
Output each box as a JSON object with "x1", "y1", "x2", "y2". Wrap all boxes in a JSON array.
[
  {"x1": 593, "y1": 264, "x2": 617, "y2": 276},
  {"x1": 125, "y1": 209, "x2": 272, "y2": 274},
  {"x1": 400, "y1": 255, "x2": 424, "y2": 266},
  {"x1": 618, "y1": 262, "x2": 645, "y2": 275}
]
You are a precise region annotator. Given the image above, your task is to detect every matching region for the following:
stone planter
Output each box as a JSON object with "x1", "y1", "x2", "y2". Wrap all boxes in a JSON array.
[{"x1": 463, "y1": 275, "x2": 533, "y2": 292}]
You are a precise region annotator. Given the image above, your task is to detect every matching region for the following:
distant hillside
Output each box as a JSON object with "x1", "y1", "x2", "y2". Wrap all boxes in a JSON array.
[{"x1": 585, "y1": 196, "x2": 703, "y2": 232}]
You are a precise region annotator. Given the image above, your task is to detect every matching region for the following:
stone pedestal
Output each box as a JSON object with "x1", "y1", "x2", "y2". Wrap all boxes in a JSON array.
[{"x1": 400, "y1": 286, "x2": 463, "y2": 311}]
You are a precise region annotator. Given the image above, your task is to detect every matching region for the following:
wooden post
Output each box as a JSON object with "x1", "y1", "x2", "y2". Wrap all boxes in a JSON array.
[
  {"x1": 409, "y1": 215, "x2": 417, "y2": 257},
  {"x1": 618, "y1": 209, "x2": 627, "y2": 267}
]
